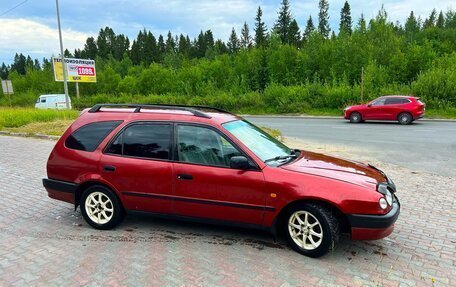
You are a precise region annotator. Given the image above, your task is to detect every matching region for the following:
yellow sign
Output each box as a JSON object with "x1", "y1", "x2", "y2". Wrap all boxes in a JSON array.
[{"x1": 52, "y1": 57, "x2": 97, "y2": 83}]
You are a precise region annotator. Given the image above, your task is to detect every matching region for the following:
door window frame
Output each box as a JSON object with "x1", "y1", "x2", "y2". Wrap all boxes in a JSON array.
[
  {"x1": 103, "y1": 121, "x2": 174, "y2": 162},
  {"x1": 173, "y1": 122, "x2": 261, "y2": 171},
  {"x1": 103, "y1": 121, "x2": 260, "y2": 171}
]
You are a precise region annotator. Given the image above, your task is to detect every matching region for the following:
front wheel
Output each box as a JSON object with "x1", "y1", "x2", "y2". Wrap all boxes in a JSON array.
[
  {"x1": 349, "y1": 112, "x2": 362, "y2": 123},
  {"x1": 284, "y1": 203, "x2": 339, "y2": 258},
  {"x1": 80, "y1": 185, "x2": 124, "y2": 230}
]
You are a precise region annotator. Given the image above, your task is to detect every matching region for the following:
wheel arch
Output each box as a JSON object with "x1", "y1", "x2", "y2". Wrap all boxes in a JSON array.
[
  {"x1": 397, "y1": 111, "x2": 412, "y2": 120},
  {"x1": 272, "y1": 198, "x2": 350, "y2": 236},
  {"x1": 74, "y1": 181, "x2": 124, "y2": 212}
]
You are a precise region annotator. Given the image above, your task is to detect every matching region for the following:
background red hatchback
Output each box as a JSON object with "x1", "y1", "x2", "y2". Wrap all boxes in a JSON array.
[{"x1": 344, "y1": 95, "x2": 425, "y2": 125}]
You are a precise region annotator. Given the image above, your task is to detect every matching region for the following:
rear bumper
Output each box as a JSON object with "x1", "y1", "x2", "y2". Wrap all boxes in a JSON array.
[
  {"x1": 347, "y1": 199, "x2": 400, "y2": 240},
  {"x1": 43, "y1": 178, "x2": 78, "y2": 204}
]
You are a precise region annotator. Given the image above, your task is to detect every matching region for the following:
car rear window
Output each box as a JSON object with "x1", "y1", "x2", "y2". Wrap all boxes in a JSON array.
[{"x1": 65, "y1": 121, "x2": 122, "y2": 152}]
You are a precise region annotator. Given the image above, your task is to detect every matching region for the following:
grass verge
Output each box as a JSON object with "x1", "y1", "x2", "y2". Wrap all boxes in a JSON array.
[
  {"x1": 0, "y1": 108, "x2": 78, "y2": 130},
  {"x1": 4, "y1": 120, "x2": 74, "y2": 136}
]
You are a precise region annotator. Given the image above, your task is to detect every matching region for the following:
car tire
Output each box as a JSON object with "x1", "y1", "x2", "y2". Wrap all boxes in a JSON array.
[
  {"x1": 283, "y1": 203, "x2": 339, "y2": 258},
  {"x1": 80, "y1": 185, "x2": 124, "y2": 230},
  {"x1": 398, "y1": 112, "x2": 412, "y2": 125},
  {"x1": 349, "y1": 112, "x2": 362, "y2": 123}
]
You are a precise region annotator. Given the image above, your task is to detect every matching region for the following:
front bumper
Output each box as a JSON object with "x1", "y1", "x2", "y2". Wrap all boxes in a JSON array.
[
  {"x1": 347, "y1": 197, "x2": 400, "y2": 240},
  {"x1": 43, "y1": 178, "x2": 78, "y2": 204}
]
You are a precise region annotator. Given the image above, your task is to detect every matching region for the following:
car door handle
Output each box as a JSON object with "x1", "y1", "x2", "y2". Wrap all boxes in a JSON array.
[
  {"x1": 177, "y1": 174, "x2": 193, "y2": 180},
  {"x1": 103, "y1": 165, "x2": 116, "y2": 172}
]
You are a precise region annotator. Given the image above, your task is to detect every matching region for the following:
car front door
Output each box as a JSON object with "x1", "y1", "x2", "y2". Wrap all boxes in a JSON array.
[
  {"x1": 172, "y1": 123, "x2": 268, "y2": 225},
  {"x1": 100, "y1": 122, "x2": 174, "y2": 214},
  {"x1": 363, "y1": 97, "x2": 387, "y2": 120}
]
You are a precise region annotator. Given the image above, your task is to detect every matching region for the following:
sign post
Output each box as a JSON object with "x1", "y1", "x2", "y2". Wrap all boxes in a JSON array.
[{"x1": 55, "y1": 0, "x2": 70, "y2": 109}]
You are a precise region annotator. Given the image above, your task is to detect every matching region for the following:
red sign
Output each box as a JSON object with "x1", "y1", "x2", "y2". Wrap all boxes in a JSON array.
[{"x1": 78, "y1": 67, "x2": 95, "y2": 76}]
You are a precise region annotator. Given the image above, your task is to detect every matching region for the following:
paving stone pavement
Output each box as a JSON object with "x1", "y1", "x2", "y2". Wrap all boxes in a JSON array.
[{"x1": 0, "y1": 135, "x2": 455, "y2": 287}]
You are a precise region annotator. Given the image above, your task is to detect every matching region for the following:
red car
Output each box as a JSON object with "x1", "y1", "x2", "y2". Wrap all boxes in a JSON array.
[
  {"x1": 43, "y1": 104, "x2": 400, "y2": 257},
  {"x1": 344, "y1": 95, "x2": 425, "y2": 124}
]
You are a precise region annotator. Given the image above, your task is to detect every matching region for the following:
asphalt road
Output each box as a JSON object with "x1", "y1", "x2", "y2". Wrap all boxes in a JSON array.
[{"x1": 245, "y1": 117, "x2": 456, "y2": 177}]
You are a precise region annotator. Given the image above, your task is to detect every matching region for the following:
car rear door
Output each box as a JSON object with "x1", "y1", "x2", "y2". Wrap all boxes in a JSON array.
[
  {"x1": 171, "y1": 123, "x2": 268, "y2": 225},
  {"x1": 100, "y1": 122, "x2": 174, "y2": 214},
  {"x1": 383, "y1": 97, "x2": 405, "y2": 120}
]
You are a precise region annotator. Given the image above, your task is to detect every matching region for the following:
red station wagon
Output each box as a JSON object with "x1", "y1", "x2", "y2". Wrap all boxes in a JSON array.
[
  {"x1": 43, "y1": 104, "x2": 400, "y2": 257},
  {"x1": 344, "y1": 95, "x2": 425, "y2": 124}
]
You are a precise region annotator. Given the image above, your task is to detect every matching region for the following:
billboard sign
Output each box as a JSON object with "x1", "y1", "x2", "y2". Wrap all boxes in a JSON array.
[
  {"x1": 1, "y1": 80, "x2": 13, "y2": 94},
  {"x1": 52, "y1": 57, "x2": 97, "y2": 83}
]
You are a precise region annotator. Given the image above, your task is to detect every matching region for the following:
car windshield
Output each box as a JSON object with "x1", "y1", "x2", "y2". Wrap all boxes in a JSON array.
[{"x1": 222, "y1": 120, "x2": 293, "y2": 163}]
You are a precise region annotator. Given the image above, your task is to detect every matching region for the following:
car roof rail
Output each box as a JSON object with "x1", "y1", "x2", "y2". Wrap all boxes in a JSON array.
[
  {"x1": 88, "y1": 104, "x2": 212, "y2": 118},
  {"x1": 147, "y1": 104, "x2": 233, "y2": 115}
]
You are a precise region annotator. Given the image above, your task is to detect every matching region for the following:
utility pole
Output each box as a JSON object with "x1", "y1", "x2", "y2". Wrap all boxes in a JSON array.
[
  {"x1": 55, "y1": 0, "x2": 70, "y2": 109},
  {"x1": 361, "y1": 66, "x2": 364, "y2": 103}
]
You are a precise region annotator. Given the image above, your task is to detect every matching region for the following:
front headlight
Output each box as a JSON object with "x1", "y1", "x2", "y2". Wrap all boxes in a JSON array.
[
  {"x1": 379, "y1": 198, "x2": 388, "y2": 209},
  {"x1": 385, "y1": 190, "x2": 393, "y2": 206},
  {"x1": 377, "y1": 182, "x2": 393, "y2": 206}
]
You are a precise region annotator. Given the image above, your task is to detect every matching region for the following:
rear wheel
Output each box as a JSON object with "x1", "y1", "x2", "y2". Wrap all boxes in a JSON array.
[
  {"x1": 349, "y1": 112, "x2": 362, "y2": 123},
  {"x1": 80, "y1": 185, "x2": 124, "y2": 230},
  {"x1": 283, "y1": 203, "x2": 339, "y2": 258},
  {"x1": 398, "y1": 112, "x2": 412, "y2": 125}
]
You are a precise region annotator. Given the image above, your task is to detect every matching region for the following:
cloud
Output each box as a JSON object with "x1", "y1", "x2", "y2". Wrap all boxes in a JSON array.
[{"x1": 0, "y1": 18, "x2": 89, "y2": 64}]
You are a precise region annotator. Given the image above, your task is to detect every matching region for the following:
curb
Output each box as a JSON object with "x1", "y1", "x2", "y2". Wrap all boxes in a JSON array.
[
  {"x1": 242, "y1": 115, "x2": 456, "y2": 122},
  {"x1": 0, "y1": 131, "x2": 60, "y2": 141}
]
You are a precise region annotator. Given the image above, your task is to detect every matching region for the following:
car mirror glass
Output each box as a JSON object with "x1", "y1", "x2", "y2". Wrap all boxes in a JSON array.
[{"x1": 229, "y1": 156, "x2": 252, "y2": 170}]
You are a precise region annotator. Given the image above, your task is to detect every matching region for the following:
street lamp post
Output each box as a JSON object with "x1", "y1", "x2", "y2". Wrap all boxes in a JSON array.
[{"x1": 55, "y1": 0, "x2": 70, "y2": 109}]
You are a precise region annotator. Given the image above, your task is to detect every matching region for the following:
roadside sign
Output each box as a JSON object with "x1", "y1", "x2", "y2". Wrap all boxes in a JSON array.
[
  {"x1": 52, "y1": 57, "x2": 97, "y2": 83},
  {"x1": 1, "y1": 80, "x2": 13, "y2": 94}
]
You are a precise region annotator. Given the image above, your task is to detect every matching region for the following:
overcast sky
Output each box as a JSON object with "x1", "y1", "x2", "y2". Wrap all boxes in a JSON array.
[{"x1": 0, "y1": 0, "x2": 454, "y2": 64}]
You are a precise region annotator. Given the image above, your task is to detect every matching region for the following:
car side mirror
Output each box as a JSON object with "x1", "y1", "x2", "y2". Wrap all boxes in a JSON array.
[{"x1": 230, "y1": 156, "x2": 253, "y2": 170}]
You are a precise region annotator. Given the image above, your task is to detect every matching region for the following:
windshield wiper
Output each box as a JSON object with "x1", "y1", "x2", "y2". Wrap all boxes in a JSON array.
[{"x1": 264, "y1": 154, "x2": 297, "y2": 164}]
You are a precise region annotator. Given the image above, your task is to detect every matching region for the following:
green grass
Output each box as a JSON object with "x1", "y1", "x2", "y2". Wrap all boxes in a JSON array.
[
  {"x1": 0, "y1": 108, "x2": 78, "y2": 129},
  {"x1": 424, "y1": 108, "x2": 456, "y2": 119}
]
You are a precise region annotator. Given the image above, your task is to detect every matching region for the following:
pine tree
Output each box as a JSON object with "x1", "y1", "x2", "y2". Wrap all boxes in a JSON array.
[
  {"x1": 240, "y1": 22, "x2": 252, "y2": 49},
  {"x1": 144, "y1": 31, "x2": 158, "y2": 64},
  {"x1": 288, "y1": 19, "x2": 300, "y2": 46},
  {"x1": 82, "y1": 37, "x2": 98, "y2": 59},
  {"x1": 405, "y1": 11, "x2": 419, "y2": 42},
  {"x1": 339, "y1": 1, "x2": 352, "y2": 35},
  {"x1": 204, "y1": 30, "x2": 215, "y2": 50},
  {"x1": 303, "y1": 16, "x2": 315, "y2": 41},
  {"x1": 0, "y1": 63, "x2": 9, "y2": 80},
  {"x1": 178, "y1": 34, "x2": 190, "y2": 56},
  {"x1": 214, "y1": 39, "x2": 228, "y2": 54},
  {"x1": 356, "y1": 13, "x2": 366, "y2": 34},
  {"x1": 274, "y1": 0, "x2": 293, "y2": 43},
  {"x1": 254, "y1": 6, "x2": 268, "y2": 47},
  {"x1": 227, "y1": 28, "x2": 240, "y2": 54},
  {"x1": 157, "y1": 34, "x2": 166, "y2": 61},
  {"x1": 424, "y1": 9, "x2": 437, "y2": 28},
  {"x1": 318, "y1": 0, "x2": 330, "y2": 38},
  {"x1": 195, "y1": 31, "x2": 207, "y2": 58},
  {"x1": 436, "y1": 11, "x2": 445, "y2": 28},
  {"x1": 166, "y1": 31, "x2": 176, "y2": 53}
]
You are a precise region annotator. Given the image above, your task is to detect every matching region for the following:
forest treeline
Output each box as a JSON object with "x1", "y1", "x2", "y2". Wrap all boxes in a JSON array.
[{"x1": 1, "y1": 0, "x2": 456, "y2": 113}]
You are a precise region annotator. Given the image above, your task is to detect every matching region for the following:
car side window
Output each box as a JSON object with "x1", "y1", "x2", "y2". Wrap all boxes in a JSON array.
[
  {"x1": 41, "y1": 98, "x2": 46, "y2": 103},
  {"x1": 107, "y1": 124, "x2": 171, "y2": 160},
  {"x1": 176, "y1": 125, "x2": 242, "y2": 167},
  {"x1": 385, "y1": 98, "x2": 405, "y2": 105},
  {"x1": 66, "y1": 121, "x2": 122, "y2": 152},
  {"x1": 371, "y1": 98, "x2": 385, "y2": 106}
]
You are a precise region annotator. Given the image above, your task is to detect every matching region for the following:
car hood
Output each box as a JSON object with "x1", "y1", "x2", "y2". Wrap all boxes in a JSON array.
[
  {"x1": 281, "y1": 151, "x2": 386, "y2": 189},
  {"x1": 346, "y1": 104, "x2": 366, "y2": 110}
]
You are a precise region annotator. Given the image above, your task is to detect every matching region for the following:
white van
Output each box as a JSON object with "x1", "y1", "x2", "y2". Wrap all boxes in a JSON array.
[{"x1": 35, "y1": 94, "x2": 72, "y2": 110}]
